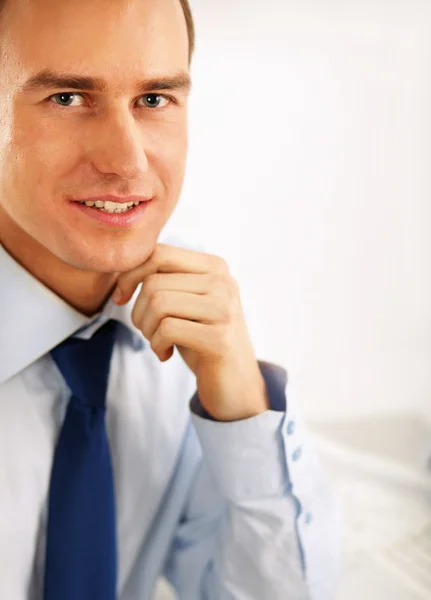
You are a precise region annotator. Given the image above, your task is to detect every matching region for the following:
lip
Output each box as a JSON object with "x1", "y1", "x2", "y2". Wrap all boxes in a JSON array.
[
  {"x1": 72, "y1": 195, "x2": 152, "y2": 205},
  {"x1": 69, "y1": 197, "x2": 153, "y2": 228}
]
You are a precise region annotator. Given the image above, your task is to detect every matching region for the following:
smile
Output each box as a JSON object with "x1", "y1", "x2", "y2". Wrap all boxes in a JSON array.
[{"x1": 75, "y1": 200, "x2": 141, "y2": 214}]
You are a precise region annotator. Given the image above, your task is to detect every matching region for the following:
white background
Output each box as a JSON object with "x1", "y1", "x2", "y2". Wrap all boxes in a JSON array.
[{"x1": 163, "y1": 0, "x2": 431, "y2": 422}]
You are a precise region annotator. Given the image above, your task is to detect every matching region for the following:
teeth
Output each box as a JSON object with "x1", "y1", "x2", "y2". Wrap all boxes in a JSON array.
[{"x1": 81, "y1": 200, "x2": 140, "y2": 213}]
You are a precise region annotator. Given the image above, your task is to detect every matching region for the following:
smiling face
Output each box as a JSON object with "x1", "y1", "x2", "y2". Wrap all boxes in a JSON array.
[{"x1": 0, "y1": 0, "x2": 190, "y2": 273}]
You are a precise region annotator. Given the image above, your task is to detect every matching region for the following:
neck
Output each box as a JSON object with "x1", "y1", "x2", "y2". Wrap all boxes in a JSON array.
[{"x1": 0, "y1": 209, "x2": 118, "y2": 317}]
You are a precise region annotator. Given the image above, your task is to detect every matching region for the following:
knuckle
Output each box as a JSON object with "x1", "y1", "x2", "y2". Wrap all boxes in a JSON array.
[
  {"x1": 149, "y1": 289, "x2": 165, "y2": 313},
  {"x1": 218, "y1": 307, "x2": 230, "y2": 324},
  {"x1": 159, "y1": 316, "x2": 174, "y2": 338},
  {"x1": 141, "y1": 274, "x2": 157, "y2": 295},
  {"x1": 222, "y1": 277, "x2": 240, "y2": 306},
  {"x1": 209, "y1": 272, "x2": 230, "y2": 288},
  {"x1": 215, "y1": 298, "x2": 231, "y2": 323},
  {"x1": 209, "y1": 275, "x2": 240, "y2": 321},
  {"x1": 208, "y1": 272, "x2": 221, "y2": 287},
  {"x1": 226, "y1": 277, "x2": 238, "y2": 298},
  {"x1": 214, "y1": 255, "x2": 229, "y2": 273}
]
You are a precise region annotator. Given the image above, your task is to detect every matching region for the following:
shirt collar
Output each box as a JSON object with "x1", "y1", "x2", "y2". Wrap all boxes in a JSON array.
[{"x1": 0, "y1": 243, "x2": 146, "y2": 384}]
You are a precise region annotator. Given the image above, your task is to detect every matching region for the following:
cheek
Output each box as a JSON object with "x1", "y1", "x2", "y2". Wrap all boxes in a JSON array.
[
  {"x1": 152, "y1": 127, "x2": 189, "y2": 196},
  {"x1": 0, "y1": 141, "x2": 78, "y2": 247},
  {"x1": 15, "y1": 116, "x2": 79, "y2": 175},
  {"x1": 4, "y1": 121, "x2": 81, "y2": 207}
]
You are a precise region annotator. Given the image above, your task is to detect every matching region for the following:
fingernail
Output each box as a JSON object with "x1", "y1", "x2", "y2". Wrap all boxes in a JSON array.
[{"x1": 112, "y1": 288, "x2": 123, "y2": 303}]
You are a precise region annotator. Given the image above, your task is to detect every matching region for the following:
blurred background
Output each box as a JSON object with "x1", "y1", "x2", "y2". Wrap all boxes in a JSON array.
[{"x1": 158, "y1": 0, "x2": 431, "y2": 598}]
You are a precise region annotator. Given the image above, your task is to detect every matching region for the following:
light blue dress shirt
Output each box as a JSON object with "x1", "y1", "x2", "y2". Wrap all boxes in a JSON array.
[{"x1": 0, "y1": 237, "x2": 340, "y2": 600}]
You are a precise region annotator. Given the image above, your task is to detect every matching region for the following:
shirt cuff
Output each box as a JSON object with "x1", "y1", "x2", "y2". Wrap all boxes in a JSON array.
[{"x1": 189, "y1": 361, "x2": 289, "y2": 503}]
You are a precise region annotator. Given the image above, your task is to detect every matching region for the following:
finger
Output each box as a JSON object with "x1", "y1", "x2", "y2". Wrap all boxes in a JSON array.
[
  {"x1": 132, "y1": 273, "x2": 241, "y2": 334},
  {"x1": 136, "y1": 290, "x2": 232, "y2": 341},
  {"x1": 114, "y1": 244, "x2": 229, "y2": 303},
  {"x1": 131, "y1": 276, "x2": 200, "y2": 329},
  {"x1": 139, "y1": 272, "x2": 215, "y2": 298},
  {"x1": 150, "y1": 317, "x2": 228, "y2": 362}
]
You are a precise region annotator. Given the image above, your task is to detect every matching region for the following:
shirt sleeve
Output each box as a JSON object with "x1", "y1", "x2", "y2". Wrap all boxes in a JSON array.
[{"x1": 162, "y1": 361, "x2": 341, "y2": 600}]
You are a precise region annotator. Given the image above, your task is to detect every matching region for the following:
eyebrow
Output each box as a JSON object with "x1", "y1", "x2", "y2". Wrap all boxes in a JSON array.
[{"x1": 20, "y1": 69, "x2": 192, "y2": 95}]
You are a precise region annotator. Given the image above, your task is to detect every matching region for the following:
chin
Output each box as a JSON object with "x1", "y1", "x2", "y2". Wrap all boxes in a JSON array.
[{"x1": 60, "y1": 239, "x2": 155, "y2": 273}]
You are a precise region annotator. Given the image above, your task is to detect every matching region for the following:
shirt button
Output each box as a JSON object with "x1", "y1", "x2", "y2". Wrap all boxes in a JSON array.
[
  {"x1": 292, "y1": 447, "x2": 302, "y2": 462},
  {"x1": 305, "y1": 513, "x2": 313, "y2": 525},
  {"x1": 287, "y1": 420, "x2": 295, "y2": 435}
]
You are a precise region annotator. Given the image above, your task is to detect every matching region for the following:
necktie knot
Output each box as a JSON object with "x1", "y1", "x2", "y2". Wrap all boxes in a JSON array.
[{"x1": 51, "y1": 319, "x2": 119, "y2": 408}]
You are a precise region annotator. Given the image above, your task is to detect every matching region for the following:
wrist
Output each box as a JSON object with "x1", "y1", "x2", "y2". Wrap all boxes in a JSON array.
[{"x1": 203, "y1": 372, "x2": 270, "y2": 423}]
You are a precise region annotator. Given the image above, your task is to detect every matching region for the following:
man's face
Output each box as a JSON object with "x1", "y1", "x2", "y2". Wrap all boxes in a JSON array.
[{"x1": 0, "y1": 0, "x2": 190, "y2": 273}]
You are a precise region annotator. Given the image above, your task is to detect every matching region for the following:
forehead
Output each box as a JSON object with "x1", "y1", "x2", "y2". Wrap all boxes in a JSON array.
[{"x1": 2, "y1": 0, "x2": 189, "y2": 88}]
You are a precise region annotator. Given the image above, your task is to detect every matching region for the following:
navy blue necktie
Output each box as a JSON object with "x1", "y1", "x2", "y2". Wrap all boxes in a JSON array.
[{"x1": 44, "y1": 319, "x2": 119, "y2": 600}]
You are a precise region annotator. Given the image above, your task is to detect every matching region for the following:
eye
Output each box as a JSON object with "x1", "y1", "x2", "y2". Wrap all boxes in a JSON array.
[
  {"x1": 47, "y1": 92, "x2": 172, "y2": 109},
  {"x1": 49, "y1": 92, "x2": 84, "y2": 107},
  {"x1": 139, "y1": 94, "x2": 170, "y2": 109}
]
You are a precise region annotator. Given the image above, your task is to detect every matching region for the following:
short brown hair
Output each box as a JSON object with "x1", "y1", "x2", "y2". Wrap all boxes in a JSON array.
[
  {"x1": 179, "y1": 0, "x2": 195, "y2": 63},
  {"x1": 0, "y1": 0, "x2": 195, "y2": 63}
]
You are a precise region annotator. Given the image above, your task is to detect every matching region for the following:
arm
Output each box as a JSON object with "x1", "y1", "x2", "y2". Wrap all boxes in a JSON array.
[{"x1": 163, "y1": 362, "x2": 341, "y2": 600}]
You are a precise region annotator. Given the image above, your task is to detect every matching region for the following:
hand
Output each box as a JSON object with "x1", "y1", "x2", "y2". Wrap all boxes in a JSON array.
[{"x1": 112, "y1": 244, "x2": 269, "y2": 421}]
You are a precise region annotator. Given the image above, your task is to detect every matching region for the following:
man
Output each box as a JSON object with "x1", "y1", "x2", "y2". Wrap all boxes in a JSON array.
[{"x1": 0, "y1": 0, "x2": 339, "y2": 599}]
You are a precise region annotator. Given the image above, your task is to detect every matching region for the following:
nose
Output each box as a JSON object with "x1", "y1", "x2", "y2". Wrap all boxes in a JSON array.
[{"x1": 88, "y1": 108, "x2": 149, "y2": 180}]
